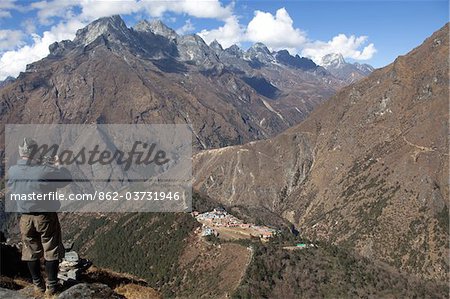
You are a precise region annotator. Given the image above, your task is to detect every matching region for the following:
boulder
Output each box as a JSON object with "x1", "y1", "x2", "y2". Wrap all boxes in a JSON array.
[
  {"x1": 57, "y1": 283, "x2": 123, "y2": 299},
  {"x1": 64, "y1": 251, "x2": 79, "y2": 263},
  {"x1": 0, "y1": 287, "x2": 28, "y2": 299}
]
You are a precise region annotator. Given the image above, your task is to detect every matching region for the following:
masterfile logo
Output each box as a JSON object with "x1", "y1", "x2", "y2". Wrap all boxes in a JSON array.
[
  {"x1": 5, "y1": 124, "x2": 192, "y2": 213},
  {"x1": 24, "y1": 140, "x2": 171, "y2": 171}
]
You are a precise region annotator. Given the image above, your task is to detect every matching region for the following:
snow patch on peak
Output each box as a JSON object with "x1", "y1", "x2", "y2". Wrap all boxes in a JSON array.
[
  {"x1": 321, "y1": 53, "x2": 346, "y2": 68},
  {"x1": 74, "y1": 15, "x2": 129, "y2": 45},
  {"x1": 250, "y1": 42, "x2": 270, "y2": 53},
  {"x1": 134, "y1": 19, "x2": 178, "y2": 40}
]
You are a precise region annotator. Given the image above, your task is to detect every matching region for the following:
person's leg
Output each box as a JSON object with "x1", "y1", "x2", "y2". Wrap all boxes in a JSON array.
[
  {"x1": 26, "y1": 260, "x2": 45, "y2": 291},
  {"x1": 20, "y1": 215, "x2": 45, "y2": 292},
  {"x1": 35, "y1": 213, "x2": 61, "y2": 294},
  {"x1": 44, "y1": 260, "x2": 59, "y2": 292}
]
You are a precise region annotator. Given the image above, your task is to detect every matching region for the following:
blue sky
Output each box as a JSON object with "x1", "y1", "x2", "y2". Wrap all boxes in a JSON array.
[{"x1": 0, "y1": 0, "x2": 448, "y2": 80}]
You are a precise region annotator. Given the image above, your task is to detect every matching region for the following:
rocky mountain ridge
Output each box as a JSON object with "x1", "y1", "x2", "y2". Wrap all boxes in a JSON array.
[{"x1": 0, "y1": 15, "x2": 349, "y2": 151}]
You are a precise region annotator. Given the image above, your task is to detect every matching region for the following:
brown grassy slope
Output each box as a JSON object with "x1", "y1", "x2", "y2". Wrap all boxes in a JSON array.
[
  {"x1": 58, "y1": 211, "x2": 251, "y2": 298},
  {"x1": 174, "y1": 234, "x2": 252, "y2": 298},
  {"x1": 233, "y1": 242, "x2": 448, "y2": 299},
  {"x1": 287, "y1": 22, "x2": 449, "y2": 281}
]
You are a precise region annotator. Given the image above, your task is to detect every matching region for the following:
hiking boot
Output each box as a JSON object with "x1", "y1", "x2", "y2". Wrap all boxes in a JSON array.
[
  {"x1": 33, "y1": 279, "x2": 46, "y2": 293},
  {"x1": 45, "y1": 260, "x2": 60, "y2": 296},
  {"x1": 45, "y1": 284, "x2": 59, "y2": 296},
  {"x1": 27, "y1": 260, "x2": 45, "y2": 293}
]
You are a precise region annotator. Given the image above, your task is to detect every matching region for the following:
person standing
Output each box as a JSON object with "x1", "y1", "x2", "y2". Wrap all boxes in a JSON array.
[{"x1": 7, "y1": 138, "x2": 72, "y2": 295}]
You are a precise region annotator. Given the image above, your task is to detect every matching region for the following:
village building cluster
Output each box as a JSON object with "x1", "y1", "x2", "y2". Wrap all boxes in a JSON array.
[{"x1": 192, "y1": 207, "x2": 277, "y2": 240}]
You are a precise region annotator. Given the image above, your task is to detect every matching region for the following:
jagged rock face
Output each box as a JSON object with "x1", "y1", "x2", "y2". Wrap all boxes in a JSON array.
[
  {"x1": 274, "y1": 50, "x2": 317, "y2": 71},
  {"x1": 0, "y1": 15, "x2": 343, "y2": 151},
  {"x1": 193, "y1": 24, "x2": 449, "y2": 281},
  {"x1": 244, "y1": 43, "x2": 275, "y2": 66},
  {"x1": 134, "y1": 19, "x2": 178, "y2": 41},
  {"x1": 213, "y1": 44, "x2": 250, "y2": 73},
  {"x1": 134, "y1": 19, "x2": 221, "y2": 69},
  {"x1": 209, "y1": 40, "x2": 224, "y2": 53},
  {"x1": 176, "y1": 34, "x2": 221, "y2": 69},
  {"x1": 321, "y1": 53, "x2": 374, "y2": 83},
  {"x1": 224, "y1": 45, "x2": 243, "y2": 58},
  {"x1": 353, "y1": 62, "x2": 374, "y2": 74},
  {"x1": 74, "y1": 15, "x2": 131, "y2": 46},
  {"x1": 321, "y1": 53, "x2": 346, "y2": 68}
]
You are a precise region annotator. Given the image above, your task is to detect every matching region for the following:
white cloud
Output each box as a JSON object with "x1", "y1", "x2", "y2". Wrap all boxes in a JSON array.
[
  {"x1": 28, "y1": 0, "x2": 232, "y2": 25},
  {"x1": 198, "y1": 16, "x2": 244, "y2": 48},
  {"x1": 0, "y1": 10, "x2": 11, "y2": 18},
  {"x1": 176, "y1": 19, "x2": 195, "y2": 35},
  {"x1": 199, "y1": 7, "x2": 376, "y2": 63},
  {"x1": 198, "y1": 8, "x2": 308, "y2": 50},
  {"x1": 246, "y1": 8, "x2": 307, "y2": 50},
  {"x1": 21, "y1": 19, "x2": 37, "y2": 35},
  {"x1": 0, "y1": 30, "x2": 25, "y2": 51},
  {"x1": 0, "y1": 19, "x2": 85, "y2": 80},
  {"x1": 0, "y1": 0, "x2": 28, "y2": 18},
  {"x1": 301, "y1": 34, "x2": 377, "y2": 63},
  {"x1": 79, "y1": 0, "x2": 141, "y2": 20},
  {"x1": 0, "y1": 0, "x2": 21, "y2": 10},
  {"x1": 30, "y1": 0, "x2": 74, "y2": 25},
  {"x1": 146, "y1": 0, "x2": 232, "y2": 19}
]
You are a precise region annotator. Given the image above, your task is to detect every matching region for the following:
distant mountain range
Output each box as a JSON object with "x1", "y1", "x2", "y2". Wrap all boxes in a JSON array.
[
  {"x1": 321, "y1": 53, "x2": 374, "y2": 83},
  {"x1": 0, "y1": 16, "x2": 371, "y2": 150}
]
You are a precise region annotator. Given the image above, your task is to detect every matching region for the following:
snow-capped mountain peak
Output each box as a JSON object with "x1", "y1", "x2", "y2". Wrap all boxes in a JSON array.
[
  {"x1": 321, "y1": 53, "x2": 346, "y2": 68},
  {"x1": 319, "y1": 53, "x2": 374, "y2": 83}
]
